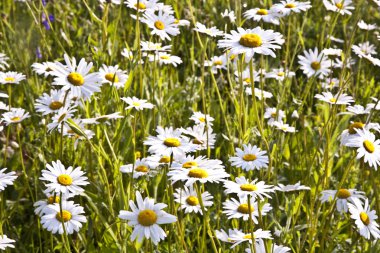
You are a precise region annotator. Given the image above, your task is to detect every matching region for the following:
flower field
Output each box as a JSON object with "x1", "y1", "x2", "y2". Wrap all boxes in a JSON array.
[{"x1": 1, "y1": 0, "x2": 380, "y2": 252}]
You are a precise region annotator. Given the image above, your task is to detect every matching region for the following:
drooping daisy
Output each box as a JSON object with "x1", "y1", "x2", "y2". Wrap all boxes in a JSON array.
[
  {"x1": 320, "y1": 189, "x2": 365, "y2": 213},
  {"x1": 357, "y1": 20, "x2": 377, "y2": 31},
  {"x1": 345, "y1": 129, "x2": 380, "y2": 170},
  {"x1": 243, "y1": 8, "x2": 280, "y2": 25},
  {"x1": 229, "y1": 144, "x2": 269, "y2": 171},
  {"x1": 272, "y1": 0, "x2": 312, "y2": 16},
  {"x1": 121, "y1": 48, "x2": 134, "y2": 60},
  {"x1": 343, "y1": 105, "x2": 371, "y2": 115},
  {"x1": 223, "y1": 197, "x2": 272, "y2": 223},
  {"x1": 264, "y1": 107, "x2": 285, "y2": 126},
  {"x1": 315, "y1": 91, "x2": 354, "y2": 105},
  {"x1": 0, "y1": 53, "x2": 9, "y2": 70},
  {"x1": 47, "y1": 106, "x2": 77, "y2": 132},
  {"x1": 149, "y1": 52, "x2": 182, "y2": 67},
  {"x1": 265, "y1": 68, "x2": 295, "y2": 81},
  {"x1": 174, "y1": 185, "x2": 213, "y2": 214},
  {"x1": 118, "y1": 191, "x2": 177, "y2": 245},
  {"x1": 273, "y1": 121, "x2": 296, "y2": 133},
  {"x1": 224, "y1": 176, "x2": 275, "y2": 200},
  {"x1": 81, "y1": 112, "x2": 123, "y2": 125},
  {"x1": 98, "y1": 64, "x2": 128, "y2": 89},
  {"x1": 40, "y1": 160, "x2": 89, "y2": 195},
  {"x1": 32, "y1": 61, "x2": 57, "y2": 77},
  {"x1": 193, "y1": 22, "x2": 224, "y2": 37},
  {"x1": 1, "y1": 108, "x2": 30, "y2": 125},
  {"x1": 0, "y1": 168, "x2": 17, "y2": 191},
  {"x1": 298, "y1": 48, "x2": 331, "y2": 79},
  {"x1": 35, "y1": 89, "x2": 67, "y2": 115},
  {"x1": 180, "y1": 124, "x2": 216, "y2": 150},
  {"x1": 218, "y1": 27, "x2": 284, "y2": 61},
  {"x1": 190, "y1": 111, "x2": 214, "y2": 126},
  {"x1": 352, "y1": 42, "x2": 377, "y2": 58},
  {"x1": 121, "y1": 96, "x2": 154, "y2": 111},
  {"x1": 120, "y1": 158, "x2": 158, "y2": 178},
  {"x1": 141, "y1": 10, "x2": 179, "y2": 41},
  {"x1": 323, "y1": 0, "x2": 354, "y2": 15},
  {"x1": 0, "y1": 235, "x2": 15, "y2": 250},
  {"x1": 0, "y1": 71, "x2": 26, "y2": 84},
  {"x1": 51, "y1": 54, "x2": 102, "y2": 100},
  {"x1": 41, "y1": 200, "x2": 86, "y2": 234},
  {"x1": 275, "y1": 182, "x2": 310, "y2": 192},
  {"x1": 348, "y1": 198, "x2": 380, "y2": 239}
]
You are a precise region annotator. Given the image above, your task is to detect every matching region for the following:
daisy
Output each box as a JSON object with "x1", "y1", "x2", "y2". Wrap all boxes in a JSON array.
[
  {"x1": 218, "y1": 27, "x2": 284, "y2": 61},
  {"x1": 51, "y1": 54, "x2": 102, "y2": 100},
  {"x1": 321, "y1": 77, "x2": 339, "y2": 89},
  {"x1": 237, "y1": 68, "x2": 260, "y2": 85},
  {"x1": 315, "y1": 91, "x2": 354, "y2": 105},
  {"x1": 320, "y1": 189, "x2": 365, "y2": 213},
  {"x1": 348, "y1": 198, "x2": 380, "y2": 239},
  {"x1": 358, "y1": 20, "x2": 377, "y2": 31},
  {"x1": 1, "y1": 108, "x2": 30, "y2": 125},
  {"x1": 221, "y1": 9, "x2": 236, "y2": 23},
  {"x1": 223, "y1": 197, "x2": 272, "y2": 223},
  {"x1": 190, "y1": 111, "x2": 214, "y2": 126},
  {"x1": 229, "y1": 144, "x2": 269, "y2": 171},
  {"x1": 98, "y1": 65, "x2": 128, "y2": 89},
  {"x1": 170, "y1": 155, "x2": 224, "y2": 171},
  {"x1": 193, "y1": 22, "x2": 224, "y2": 37},
  {"x1": 323, "y1": 0, "x2": 354, "y2": 15},
  {"x1": 0, "y1": 235, "x2": 15, "y2": 250},
  {"x1": 345, "y1": 105, "x2": 371, "y2": 115},
  {"x1": 245, "y1": 87, "x2": 273, "y2": 100},
  {"x1": 0, "y1": 53, "x2": 9, "y2": 70},
  {"x1": 220, "y1": 228, "x2": 272, "y2": 248},
  {"x1": 32, "y1": 61, "x2": 57, "y2": 77},
  {"x1": 121, "y1": 48, "x2": 134, "y2": 60},
  {"x1": 34, "y1": 192, "x2": 73, "y2": 216},
  {"x1": 204, "y1": 55, "x2": 227, "y2": 73},
  {"x1": 124, "y1": 0, "x2": 159, "y2": 12},
  {"x1": 81, "y1": 112, "x2": 123, "y2": 125},
  {"x1": 121, "y1": 96, "x2": 154, "y2": 111},
  {"x1": 345, "y1": 129, "x2": 380, "y2": 170},
  {"x1": 265, "y1": 68, "x2": 295, "y2": 81},
  {"x1": 0, "y1": 71, "x2": 26, "y2": 84},
  {"x1": 120, "y1": 158, "x2": 158, "y2": 178},
  {"x1": 47, "y1": 106, "x2": 77, "y2": 132},
  {"x1": 40, "y1": 160, "x2": 89, "y2": 195},
  {"x1": 35, "y1": 89, "x2": 67, "y2": 115},
  {"x1": 140, "y1": 41, "x2": 171, "y2": 52},
  {"x1": 243, "y1": 8, "x2": 280, "y2": 25},
  {"x1": 180, "y1": 124, "x2": 216, "y2": 150},
  {"x1": 264, "y1": 107, "x2": 285, "y2": 126},
  {"x1": 150, "y1": 52, "x2": 182, "y2": 67},
  {"x1": 41, "y1": 200, "x2": 86, "y2": 234},
  {"x1": 340, "y1": 122, "x2": 380, "y2": 146},
  {"x1": 273, "y1": 121, "x2": 296, "y2": 133},
  {"x1": 224, "y1": 176, "x2": 275, "y2": 200},
  {"x1": 174, "y1": 185, "x2": 213, "y2": 214},
  {"x1": 246, "y1": 241, "x2": 291, "y2": 253},
  {"x1": 118, "y1": 191, "x2": 177, "y2": 245},
  {"x1": 298, "y1": 48, "x2": 331, "y2": 79},
  {"x1": 141, "y1": 10, "x2": 179, "y2": 41},
  {"x1": 352, "y1": 42, "x2": 377, "y2": 58},
  {"x1": 275, "y1": 182, "x2": 310, "y2": 192},
  {"x1": 322, "y1": 48, "x2": 342, "y2": 57},
  {"x1": 175, "y1": 19, "x2": 190, "y2": 27},
  {"x1": 0, "y1": 168, "x2": 17, "y2": 191},
  {"x1": 272, "y1": 0, "x2": 312, "y2": 16}
]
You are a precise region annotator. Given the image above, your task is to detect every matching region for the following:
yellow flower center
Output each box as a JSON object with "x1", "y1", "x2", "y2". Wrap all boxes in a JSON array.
[
  {"x1": 329, "y1": 98, "x2": 337, "y2": 103},
  {"x1": 363, "y1": 140, "x2": 375, "y2": 153},
  {"x1": 199, "y1": 117, "x2": 206, "y2": 122},
  {"x1": 57, "y1": 174, "x2": 73, "y2": 186},
  {"x1": 239, "y1": 34, "x2": 263, "y2": 48},
  {"x1": 337, "y1": 189, "x2": 351, "y2": 199},
  {"x1": 135, "y1": 165, "x2": 149, "y2": 173},
  {"x1": 182, "y1": 161, "x2": 198, "y2": 168},
  {"x1": 105, "y1": 73, "x2": 119, "y2": 83},
  {"x1": 47, "y1": 196, "x2": 60, "y2": 204},
  {"x1": 135, "y1": 151, "x2": 141, "y2": 159},
  {"x1": 240, "y1": 184, "x2": 258, "y2": 192},
  {"x1": 67, "y1": 72, "x2": 84, "y2": 86},
  {"x1": 56, "y1": 210, "x2": 72, "y2": 222},
  {"x1": 243, "y1": 234, "x2": 253, "y2": 239},
  {"x1": 11, "y1": 117, "x2": 21, "y2": 122},
  {"x1": 58, "y1": 113, "x2": 67, "y2": 123},
  {"x1": 311, "y1": 61, "x2": 321, "y2": 70},
  {"x1": 188, "y1": 168, "x2": 208, "y2": 178},
  {"x1": 134, "y1": 2, "x2": 146, "y2": 9},
  {"x1": 348, "y1": 122, "x2": 364, "y2": 135},
  {"x1": 160, "y1": 55, "x2": 170, "y2": 60},
  {"x1": 360, "y1": 212, "x2": 370, "y2": 226},
  {"x1": 163, "y1": 138, "x2": 181, "y2": 147},
  {"x1": 271, "y1": 112, "x2": 277, "y2": 118},
  {"x1": 277, "y1": 72, "x2": 285, "y2": 76},
  {"x1": 174, "y1": 19, "x2": 179, "y2": 24},
  {"x1": 5, "y1": 77, "x2": 15, "y2": 82},
  {"x1": 237, "y1": 203, "x2": 253, "y2": 214},
  {"x1": 154, "y1": 21, "x2": 165, "y2": 30},
  {"x1": 243, "y1": 154, "x2": 257, "y2": 161},
  {"x1": 214, "y1": 60, "x2": 223, "y2": 66},
  {"x1": 186, "y1": 196, "x2": 199, "y2": 206},
  {"x1": 244, "y1": 78, "x2": 251, "y2": 84},
  {"x1": 138, "y1": 209, "x2": 157, "y2": 226},
  {"x1": 335, "y1": 2, "x2": 343, "y2": 9},
  {"x1": 159, "y1": 156, "x2": 171, "y2": 163},
  {"x1": 285, "y1": 3, "x2": 296, "y2": 8},
  {"x1": 49, "y1": 101, "x2": 63, "y2": 110},
  {"x1": 132, "y1": 102, "x2": 141, "y2": 107},
  {"x1": 257, "y1": 9, "x2": 268, "y2": 15}
]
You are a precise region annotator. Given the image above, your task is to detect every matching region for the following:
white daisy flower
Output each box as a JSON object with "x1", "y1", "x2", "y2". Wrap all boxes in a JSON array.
[
  {"x1": 47, "y1": 106, "x2": 77, "y2": 132},
  {"x1": 246, "y1": 241, "x2": 291, "y2": 253},
  {"x1": 175, "y1": 19, "x2": 190, "y2": 27},
  {"x1": 41, "y1": 200, "x2": 86, "y2": 234},
  {"x1": 180, "y1": 124, "x2": 216, "y2": 150},
  {"x1": 120, "y1": 158, "x2": 158, "y2": 178},
  {"x1": 321, "y1": 77, "x2": 339, "y2": 89},
  {"x1": 315, "y1": 91, "x2": 354, "y2": 105},
  {"x1": 140, "y1": 41, "x2": 171, "y2": 52},
  {"x1": 340, "y1": 122, "x2": 380, "y2": 146},
  {"x1": 345, "y1": 129, "x2": 380, "y2": 170},
  {"x1": 98, "y1": 64, "x2": 128, "y2": 89},
  {"x1": 190, "y1": 111, "x2": 214, "y2": 126},
  {"x1": 0, "y1": 71, "x2": 26, "y2": 84},
  {"x1": 243, "y1": 8, "x2": 280, "y2": 25},
  {"x1": 223, "y1": 176, "x2": 275, "y2": 200},
  {"x1": 275, "y1": 182, "x2": 310, "y2": 192},
  {"x1": 34, "y1": 192, "x2": 73, "y2": 216},
  {"x1": 121, "y1": 96, "x2": 154, "y2": 111},
  {"x1": 218, "y1": 27, "x2": 284, "y2": 61},
  {"x1": 0, "y1": 168, "x2": 17, "y2": 191},
  {"x1": 0, "y1": 53, "x2": 9, "y2": 70},
  {"x1": 193, "y1": 22, "x2": 224, "y2": 37},
  {"x1": 1, "y1": 108, "x2": 30, "y2": 125},
  {"x1": 118, "y1": 191, "x2": 177, "y2": 245},
  {"x1": 35, "y1": 89, "x2": 66, "y2": 115},
  {"x1": 333, "y1": 57, "x2": 355, "y2": 69},
  {"x1": 265, "y1": 68, "x2": 295, "y2": 81},
  {"x1": 245, "y1": 87, "x2": 273, "y2": 100},
  {"x1": 273, "y1": 121, "x2": 296, "y2": 133},
  {"x1": 298, "y1": 48, "x2": 331, "y2": 79},
  {"x1": 320, "y1": 189, "x2": 365, "y2": 213},
  {"x1": 223, "y1": 196, "x2": 272, "y2": 223},
  {"x1": 345, "y1": 105, "x2": 371, "y2": 115},
  {"x1": 31, "y1": 61, "x2": 57, "y2": 77},
  {"x1": 141, "y1": 10, "x2": 179, "y2": 41},
  {"x1": 149, "y1": 52, "x2": 182, "y2": 67},
  {"x1": 173, "y1": 185, "x2": 213, "y2": 214},
  {"x1": 51, "y1": 54, "x2": 102, "y2": 100},
  {"x1": 352, "y1": 42, "x2": 377, "y2": 58},
  {"x1": 204, "y1": 55, "x2": 227, "y2": 73},
  {"x1": 362, "y1": 54, "x2": 380, "y2": 67},
  {"x1": 272, "y1": 0, "x2": 312, "y2": 16},
  {"x1": 264, "y1": 107, "x2": 285, "y2": 126},
  {"x1": 358, "y1": 20, "x2": 377, "y2": 31},
  {"x1": 81, "y1": 112, "x2": 123, "y2": 125},
  {"x1": 170, "y1": 155, "x2": 224, "y2": 171},
  {"x1": 0, "y1": 235, "x2": 15, "y2": 250},
  {"x1": 229, "y1": 144, "x2": 269, "y2": 171},
  {"x1": 121, "y1": 48, "x2": 134, "y2": 60},
  {"x1": 236, "y1": 68, "x2": 261, "y2": 85},
  {"x1": 348, "y1": 198, "x2": 380, "y2": 239},
  {"x1": 221, "y1": 9, "x2": 236, "y2": 23},
  {"x1": 322, "y1": 48, "x2": 342, "y2": 57},
  {"x1": 225, "y1": 228, "x2": 272, "y2": 248},
  {"x1": 124, "y1": 0, "x2": 158, "y2": 12},
  {"x1": 323, "y1": 0, "x2": 354, "y2": 15},
  {"x1": 40, "y1": 160, "x2": 89, "y2": 195}
]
